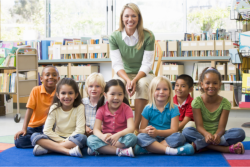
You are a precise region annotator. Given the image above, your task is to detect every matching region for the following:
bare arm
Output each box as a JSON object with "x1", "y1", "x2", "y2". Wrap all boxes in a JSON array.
[
  {"x1": 178, "y1": 116, "x2": 191, "y2": 131},
  {"x1": 14, "y1": 108, "x2": 33, "y2": 140},
  {"x1": 156, "y1": 116, "x2": 179, "y2": 137},
  {"x1": 215, "y1": 109, "x2": 229, "y2": 138}
]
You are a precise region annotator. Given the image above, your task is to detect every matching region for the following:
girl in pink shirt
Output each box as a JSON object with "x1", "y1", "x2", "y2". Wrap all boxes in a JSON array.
[{"x1": 87, "y1": 79, "x2": 137, "y2": 157}]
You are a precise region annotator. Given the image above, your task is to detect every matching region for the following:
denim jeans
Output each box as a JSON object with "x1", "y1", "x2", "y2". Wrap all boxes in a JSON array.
[
  {"x1": 15, "y1": 125, "x2": 43, "y2": 148},
  {"x1": 31, "y1": 133, "x2": 87, "y2": 148},
  {"x1": 137, "y1": 132, "x2": 186, "y2": 148},
  {"x1": 87, "y1": 133, "x2": 137, "y2": 153},
  {"x1": 182, "y1": 127, "x2": 245, "y2": 151}
]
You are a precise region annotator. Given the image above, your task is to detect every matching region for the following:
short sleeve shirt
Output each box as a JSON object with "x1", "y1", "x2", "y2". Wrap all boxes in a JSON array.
[
  {"x1": 173, "y1": 94, "x2": 194, "y2": 121},
  {"x1": 26, "y1": 84, "x2": 56, "y2": 128},
  {"x1": 82, "y1": 97, "x2": 97, "y2": 130},
  {"x1": 142, "y1": 103, "x2": 180, "y2": 130},
  {"x1": 96, "y1": 102, "x2": 134, "y2": 134},
  {"x1": 192, "y1": 96, "x2": 231, "y2": 134}
]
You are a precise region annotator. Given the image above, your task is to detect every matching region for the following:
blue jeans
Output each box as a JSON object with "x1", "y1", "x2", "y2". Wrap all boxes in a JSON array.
[
  {"x1": 87, "y1": 133, "x2": 137, "y2": 153},
  {"x1": 137, "y1": 132, "x2": 186, "y2": 148},
  {"x1": 182, "y1": 127, "x2": 245, "y2": 151},
  {"x1": 31, "y1": 133, "x2": 87, "y2": 148},
  {"x1": 15, "y1": 125, "x2": 43, "y2": 148}
]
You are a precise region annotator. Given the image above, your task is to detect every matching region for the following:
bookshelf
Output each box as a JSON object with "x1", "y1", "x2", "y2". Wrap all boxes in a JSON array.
[{"x1": 0, "y1": 48, "x2": 38, "y2": 122}]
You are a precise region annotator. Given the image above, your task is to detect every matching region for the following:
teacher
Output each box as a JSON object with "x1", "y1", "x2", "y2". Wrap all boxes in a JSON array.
[{"x1": 109, "y1": 3, "x2": 155, "y2": 134}]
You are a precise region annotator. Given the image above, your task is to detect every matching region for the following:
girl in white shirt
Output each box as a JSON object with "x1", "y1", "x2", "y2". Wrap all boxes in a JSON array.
[{"x1": 31, "y1": 78, "x2": 86, "y2": 158}]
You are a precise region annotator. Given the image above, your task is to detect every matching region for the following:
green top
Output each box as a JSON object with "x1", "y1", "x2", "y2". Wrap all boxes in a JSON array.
[
  {"x1": 109, "y1": 30, "x2": 155, "y2": 74},
  {"x1": 191, "y1": 96, "x2": 231, "y2": 134}
]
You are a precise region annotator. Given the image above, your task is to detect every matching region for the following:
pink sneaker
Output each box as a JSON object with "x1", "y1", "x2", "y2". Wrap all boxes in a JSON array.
[{"x1": 118, "y1": 147, "x2": 135, "y2": 157}]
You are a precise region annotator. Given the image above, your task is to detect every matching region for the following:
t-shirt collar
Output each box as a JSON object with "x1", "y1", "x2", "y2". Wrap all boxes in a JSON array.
[
  {"x1": 84, "y1": 98, "x2": 97, "y2": 107},
  {"x1": 104, "y1": 101, "x2": 123, "y2": 116},
  {"x1": 174, "y1": 94, "x2": 192, "y2": 107},
  {"x1": 41, "y1": 84, "x2": 56, "y2": 97},
  {"x1": 152, "y1": 102, "x2": 170, "y2": 110},
  {"x1": 122, "y1": 28, "x2": 138, "y2": 41}
]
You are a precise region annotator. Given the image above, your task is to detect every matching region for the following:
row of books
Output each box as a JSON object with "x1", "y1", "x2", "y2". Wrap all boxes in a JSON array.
[{"x1": 0, "y1": 73, "x2": 26, "y2": 93}]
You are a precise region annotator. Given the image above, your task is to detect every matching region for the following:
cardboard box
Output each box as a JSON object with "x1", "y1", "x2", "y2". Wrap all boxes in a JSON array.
[
  {"x1": 60, "y1": 46, "x2": 68, "y2": 54},
  {"x1": 80, "y1": 45, "x2": 88, "y2": 54},
  {"x1": 88, "y1": 44, "x2": 109, "y2": 53},
  {"x1": 168, "y1": 41, "x2": 177, "y2": 51},
  {"x1": 73, "y1": 45, "x2": 80, "y2": 53},
  {"x1": 57, "y1": 66, "x2": 68, "y2": 76},
  {"x1": 67, "y1": 46, "x2": 73, "y2": 54},
  {"x1": 198, "y1": 41, "x2": 206, "y2": 50},
  {"x1": 71, "y1": 66, "x2": 98, "y2": 75},
  {"x1": 38, "y1": 67, "x2": 43, "y2": 75},
  {"x1": 216, "y1": 64, "x2": 226, "y2": 75},
  {"x1": 215, "y1": 40, "x2": 224, "y2": 50},
  {"x1": 158, "y1": 41, "x2": 166, "y2": 52},
  {"x1": 224, "y1": 40, "x2": 234, "y2": 50},
  {"x1": 227, "y1": 64, "x2": 237, "y2": 75},
  {"x1": 27, "y1": 71, "x2": 37, "y2": 80},
  {"x1": 205, "y1": 41, "x2": 215, "y2": 50},
  {"x1": 162, "y1": 65, "x2": 183, "y2": 75}
]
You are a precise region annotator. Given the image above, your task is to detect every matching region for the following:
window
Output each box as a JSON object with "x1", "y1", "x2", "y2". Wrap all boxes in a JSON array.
[
  {"x1": 1, "y1": 0, "x2": 45, "y2": 40},
  {"x1": 114, "y1": 0, "x2": 186, "y2": 34},
  {"x1": 187, "y1": 0, "x2": 235, "y2": 33},
  {"x1": 51, "y1": 0, "x2": 106, "y2": 37}
]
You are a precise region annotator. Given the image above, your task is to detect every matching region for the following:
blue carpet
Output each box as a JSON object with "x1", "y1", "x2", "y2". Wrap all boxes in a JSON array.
[{"x1": 1, "y1": 142, "x2": 249, "y2": 166}]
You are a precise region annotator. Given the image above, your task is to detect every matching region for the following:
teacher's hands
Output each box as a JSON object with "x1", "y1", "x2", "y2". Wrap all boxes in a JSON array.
[{"x1": 126, "y1": 79, "x2": 136, "y2": 97}]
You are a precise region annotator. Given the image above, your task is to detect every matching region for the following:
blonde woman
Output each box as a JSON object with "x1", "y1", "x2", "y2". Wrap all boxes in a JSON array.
[{"x1": 109, "y1": 3, "x2": 155, "y2": 134}]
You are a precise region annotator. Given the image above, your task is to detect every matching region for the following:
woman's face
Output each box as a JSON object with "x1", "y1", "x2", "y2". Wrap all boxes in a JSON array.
[{"x1": 122, "y1": 8, "x2": 139, "y2": 32}]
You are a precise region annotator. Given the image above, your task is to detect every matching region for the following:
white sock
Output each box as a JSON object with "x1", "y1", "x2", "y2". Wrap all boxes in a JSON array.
[
  {"x1": 165, "y1": 147, "x2": 178, "y2": 155},
  {"x1": 116, "y1": 148, "x2": 120, "y2": 155}
]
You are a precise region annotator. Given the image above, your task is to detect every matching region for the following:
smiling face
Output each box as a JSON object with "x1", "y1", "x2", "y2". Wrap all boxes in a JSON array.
[
  {"x1": 56, "y1": 84, "x2": 78, "y2": 111},
  {"x1": 87, "y1": 81, "x2": 103, "y2": 99},
  {"x1": 122, "y1": 8, "x2": 139, "y2": 33},
  {"x1": 175, "y1": 79, "x2": 192, "y2": 99},
  {"x1": 201, "y1": 73, "x2": 221, "y2": 97},
  {"x1": 154, "y1": 80, "x2": 170, "y2": 104},
  {"x1": 41, "y1": 67, "x2": 60, "y2": 92},
  {"x1": 104, "y1": 85, "x2": 124, "y2": 113}
]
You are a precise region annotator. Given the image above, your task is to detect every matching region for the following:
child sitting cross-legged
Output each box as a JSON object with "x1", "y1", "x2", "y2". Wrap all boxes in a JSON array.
[
  {"x1": 87, "y1": 79, "x2": 137, "y2": 157},
  {"x1": 173, "y1": 74, "x2": 195, "y2": 131},
  {"x1": 135, "y1": 76, "x2": 194, "y2": 156}
]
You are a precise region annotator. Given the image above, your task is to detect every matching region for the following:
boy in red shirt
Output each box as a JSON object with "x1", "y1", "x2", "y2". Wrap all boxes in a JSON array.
[
  {"x1": 14, "y1": 66, "x2": 60, "y2": 148},
  {"x1": 173, "y1": 74, "x2": 195, "y2": 131}
]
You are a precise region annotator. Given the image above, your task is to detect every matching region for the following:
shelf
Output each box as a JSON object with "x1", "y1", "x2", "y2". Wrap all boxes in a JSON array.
[
  {"x1": 38, "y1": 58, "x2": 111, "y2": 64},
  {"x1": 158, "y1": 56, "x2": 230, "y2": 62},
  {"x1": 231, "y1": 107, "x2": 250, "y2": 110},
  {"x1": 0, "y1": 67, "x2": 16, "y2": 70},
  {"x1": 18, "y1": 69, "x2": 37, "y2": 72},
  {"x1": 18, "y1": 79, "x2": 38, "y2": 82},
  {"x1": 0, "y1": 92, "x2": 16, "y2": 94}
]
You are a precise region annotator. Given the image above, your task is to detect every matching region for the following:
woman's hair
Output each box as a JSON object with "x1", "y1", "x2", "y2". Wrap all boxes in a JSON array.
[
  {"x1": 96, "y1": 79, "x2": 130, "y2": 112},
  {"x1": 148, "y1": 76, "x2": 174, "y2": 110},
  {"x1": 198, "y1": 67, "x2": 222, "y2": 93},
  {"x1": 85, "y1": 73, "x2": 106, "y2": 97},
  {"x1": 117, "y1": 3, "x2": 153, "y2": 50},
  {"x1": 51, "y1": 78, "x2": 82, "y2": 112}
]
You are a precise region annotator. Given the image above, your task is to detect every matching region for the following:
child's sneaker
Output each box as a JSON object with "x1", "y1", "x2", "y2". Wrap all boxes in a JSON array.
[
  {"x1": 33, "y1": 145, "x2": 48, "y2": 156},
  {"x1": 87, "y1": 147, "x2": 96, "y2": 156},
  {"x1": 134, "y1": 145, "x2": 150, "y2": 155},
  {"x1": 177, "y1": 143, "x2": 195, "y2": 156},
  {"x1": 118, "y1": 147, "x2": 135, "y2": 157},
  {"x1": 69, "y1": 145, "x2": 83, "y2": 158}
]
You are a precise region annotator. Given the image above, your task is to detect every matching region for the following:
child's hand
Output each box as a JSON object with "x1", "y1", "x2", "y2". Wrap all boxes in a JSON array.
[
  {"x1": 101, "y1": 133, "x2": 112, "y2": 144},
  {"x1": 86, "y1": 126, "x2": 93, "y2": 135},
  {"x1": 147, "y1": 126, "x2": 158, "y2": 138},
  {"x1": 14, "y1": 129, "x2": 27, "y2": 140},
  {"x1": 107, "y1": 133, "x2": 120, "y2": 146},
  {"x1": 205, "y1": 133, "x2": 214, "y2": 144},
  {"x1": 212, "y1": 134, "x2": 221, "y2": 145},
  {"x1": 145, "y1": 125, "x2": 153, "y2": 132}
]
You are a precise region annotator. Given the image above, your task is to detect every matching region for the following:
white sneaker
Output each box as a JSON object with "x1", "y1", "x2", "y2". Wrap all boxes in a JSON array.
[
  {"x1": 87, "y1": 147, "x2": 96, "y2": 156},
  {"x1": 118, "y1": 147, "x2": 135, "y2": 157},
  {"x1": 33, "y1": 145, "x2": 48, "y2": 156},
  {"x1": 69, "y1": 145, "x2": 83, "y2": 158}
]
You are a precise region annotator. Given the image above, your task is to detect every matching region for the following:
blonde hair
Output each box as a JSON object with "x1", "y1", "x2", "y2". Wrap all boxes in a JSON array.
[
  {"x1": 117, "y1": 3, "x2": 153, "y2": 50},
  {"x1": 85, "y1": 73, "x2": 106, "y2": 97},
  {"x1": 148, "y1": 76, "x2": 175, "y2": 110}
]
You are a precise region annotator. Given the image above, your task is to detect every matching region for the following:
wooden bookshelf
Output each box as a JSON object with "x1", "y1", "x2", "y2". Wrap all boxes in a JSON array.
[{"x1": 38, "y1": 58, "x2": 111, "y2": 64}]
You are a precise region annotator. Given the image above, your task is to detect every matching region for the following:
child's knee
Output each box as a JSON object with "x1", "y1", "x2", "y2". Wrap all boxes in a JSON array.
[
  {"x1": 68, "y1": 134, "x2": 87, "y2": 148},
  {"x1": 166, "y1": 132, "x2": 186, "y2": 148},
  {"x1": 122, "y1": 133, "x2": 137, "y2": 147},
  {"x1": 30, "y1": 133, "x2": 49, "y2": 146}
]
